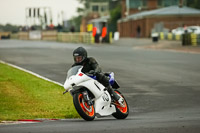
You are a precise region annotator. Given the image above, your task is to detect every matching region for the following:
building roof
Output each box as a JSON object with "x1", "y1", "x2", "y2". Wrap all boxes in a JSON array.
[
  {"x1": 119, "y1": 6, "x2": 200, "y2": 22},
  {"x1": 88, "y1": 16, "x2": 110, "y2": 23}
]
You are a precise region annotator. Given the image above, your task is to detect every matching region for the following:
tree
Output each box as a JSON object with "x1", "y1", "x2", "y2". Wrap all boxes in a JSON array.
[
  {"x1": 0, "y1": 24, "x2": 19, "y2": 33},
  {"x1": 108, "y1": 1, "x2": 121, "y2": 33},
  {"x1": 69, "y1": 15, "x2": 82, "y2": 32},
  {"x1": 186, "y1": 0, "x2": 200, "y2": 9}
]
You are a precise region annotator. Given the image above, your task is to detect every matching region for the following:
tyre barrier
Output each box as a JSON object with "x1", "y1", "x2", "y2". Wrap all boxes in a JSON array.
[
  {"x1": 182, "y1": 33, "x2": 200, "y2": 46},
  {"x1": 10, "y1": 31, "x2": 113, "y2": 44},
  {"x1": 159, "y1": 32, "x2": 200, "y2": 46}
]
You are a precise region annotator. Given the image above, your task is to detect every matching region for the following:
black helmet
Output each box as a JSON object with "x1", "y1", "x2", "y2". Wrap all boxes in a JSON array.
[{"x1": 73, "y1": 47, "x2": 87, "y2": 65}]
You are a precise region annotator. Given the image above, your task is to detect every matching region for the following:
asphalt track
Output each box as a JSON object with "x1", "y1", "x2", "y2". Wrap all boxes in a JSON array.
[{"x1": 0, "y1": 40, "x2": 200, "y2": 133}]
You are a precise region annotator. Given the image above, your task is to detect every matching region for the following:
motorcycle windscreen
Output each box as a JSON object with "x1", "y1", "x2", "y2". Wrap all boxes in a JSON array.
[{"x1": 67, "y1": 65, "x2": 82, "y2": 79}]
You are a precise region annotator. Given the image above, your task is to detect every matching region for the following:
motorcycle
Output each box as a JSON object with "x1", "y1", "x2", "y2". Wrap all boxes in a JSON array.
[{"x1": 63, "y1": 65, "x2": 129, "y2": 121}]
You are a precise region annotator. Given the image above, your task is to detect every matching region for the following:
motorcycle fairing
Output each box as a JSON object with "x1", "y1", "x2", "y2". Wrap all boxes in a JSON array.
[{"x1": 78, "y1": 80, "x2": 116, "y2": 116}]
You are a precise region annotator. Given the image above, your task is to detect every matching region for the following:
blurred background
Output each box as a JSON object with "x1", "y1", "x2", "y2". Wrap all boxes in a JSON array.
[{"x1": 0, "y1": 0, "x2": 200, "y2": 45}]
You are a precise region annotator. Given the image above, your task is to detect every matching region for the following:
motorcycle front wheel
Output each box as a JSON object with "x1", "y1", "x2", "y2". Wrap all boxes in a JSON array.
[
  {"x1": 112, "y1": 90, "x2": 129, "y2": 119},
  {"x1": 73, "y1": 92, "x2": 95, "y2": 121}
]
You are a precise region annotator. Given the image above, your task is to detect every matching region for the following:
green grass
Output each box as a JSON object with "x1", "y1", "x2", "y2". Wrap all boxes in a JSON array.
[{"x1": 0, "y1": 62, "x2": 80, "y2": 122}]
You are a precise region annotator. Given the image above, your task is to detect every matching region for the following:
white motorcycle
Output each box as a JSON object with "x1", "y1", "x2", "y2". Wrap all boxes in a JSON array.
[{"x1": 63, "y1": 65, "x2": 129, "y2": 121}]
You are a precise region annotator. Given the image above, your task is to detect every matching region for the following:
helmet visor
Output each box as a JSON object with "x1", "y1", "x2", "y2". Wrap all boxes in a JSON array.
[{"x1": 74, "y1": 56, "x2": 83, "y2": 63}]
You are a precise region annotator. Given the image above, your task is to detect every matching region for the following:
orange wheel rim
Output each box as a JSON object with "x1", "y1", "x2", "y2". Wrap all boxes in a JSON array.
[
  {"x1": 78, "y1": 94, "x2": 95, "y2": 116},
  {"x1": 115, "y1": 91, "x2": 128, "y2": 113}
]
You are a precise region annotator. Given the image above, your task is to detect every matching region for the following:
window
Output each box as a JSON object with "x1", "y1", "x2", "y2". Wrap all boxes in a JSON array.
[
  {"x1": 101, "y1": 6, "x2": 107, "y2": 12},
  {"x1": 158, "y1": 0, "x2": 179, "y2": 7},
  {"x1": 92, "y1": 5, "x2": 99, "y2": 12},
  {"x1": 171, "y1": 0, "x2": 179, "y2": 5},
  {"x1": 129, "y1": 0, "x2": 147, "y2": 9}
]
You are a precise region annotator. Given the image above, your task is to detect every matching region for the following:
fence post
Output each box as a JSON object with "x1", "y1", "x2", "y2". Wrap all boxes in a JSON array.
[
  {"x1": 175, "y1": 34, "x2": 181, "y2": 41},
  {"x1": 168, "y1": 33, "x2": 173, "y2": 40},
  {"x1": 197, "y1": 34, "x2": 200, "y2": 45},
  {"x1": 91, "y1": 34, "x2": 94, "y2": 44},
  {"x1": 191, "y1": 33, "x2": 197, "y2": 46},
  {"x1": 109, "y1": 32, "x2": 112, "y2": 43},
  {"x1": 160, "y1": 32, "x2": 164, "y2": 40}
]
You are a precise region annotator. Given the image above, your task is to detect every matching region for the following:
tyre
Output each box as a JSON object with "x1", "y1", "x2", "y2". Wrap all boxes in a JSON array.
[
  {"x1": 112, "y1": 90, "x2": 129, "y2": 119},
  {"x1": 73, "y1": 92, "x2": 95, "y2": 121}
]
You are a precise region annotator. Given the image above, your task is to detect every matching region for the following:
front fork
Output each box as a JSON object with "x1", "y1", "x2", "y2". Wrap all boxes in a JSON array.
[
  {"x1": 82, "y1": 91, "x2": 94, "y2": 106},
  {"x1": 63, "y1": 88, "x2": 94, "y2": 106}
]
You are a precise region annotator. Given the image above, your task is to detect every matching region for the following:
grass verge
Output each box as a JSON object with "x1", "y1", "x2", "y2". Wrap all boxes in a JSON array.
[{"x1": 0, "y1": 62, "x2": 80, "y2": 122}]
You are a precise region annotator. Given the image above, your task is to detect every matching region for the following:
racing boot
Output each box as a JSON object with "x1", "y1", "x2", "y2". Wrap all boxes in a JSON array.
[{"x1": 106, "y1": 85, "x2": 124, "y2": 106}]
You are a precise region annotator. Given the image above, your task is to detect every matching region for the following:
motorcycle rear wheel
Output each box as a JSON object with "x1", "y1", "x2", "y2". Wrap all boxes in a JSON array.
[
  {"x1": 73, "y1": 92, "x2": 95, "y2": 121},
  {"x1": 112, "y1": 90, "x2": 129, "y2": 119}
]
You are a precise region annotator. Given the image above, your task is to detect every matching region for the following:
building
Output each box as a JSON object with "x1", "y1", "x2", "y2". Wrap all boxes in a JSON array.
[
  {"x1": 89, "y1": 2, "x2": 109, "y2": 17},
  {"x1": 118, "y1": 0, "x2": 200, "y2": 38},
  {"x1": 121, "y1": 0, "x2": 187, "y2": 18},
  {"x1": 81, "y1": 1, "x2": 110, "y2": 32}
]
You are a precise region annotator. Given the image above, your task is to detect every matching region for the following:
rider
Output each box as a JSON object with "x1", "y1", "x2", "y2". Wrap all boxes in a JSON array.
[{"x1": 72, "y1": 47, "x2": 123, "y2": 105}]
